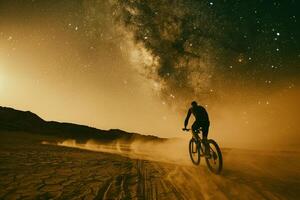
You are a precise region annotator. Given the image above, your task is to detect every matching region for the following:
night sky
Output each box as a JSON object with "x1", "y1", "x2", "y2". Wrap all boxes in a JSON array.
[
  {"x1": 115, "y1": 0, "x2": 299, "y2": 104},
  {"x1": 0, "y1": 0, "x2": 299, "y2": 149}
]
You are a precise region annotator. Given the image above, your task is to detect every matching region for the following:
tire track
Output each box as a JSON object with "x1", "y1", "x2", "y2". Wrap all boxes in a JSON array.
[
  {"x1": 136, "y1": 159, "x2": 188, "y2": 200},
  {"x1": 96, "y1": 173, "x2": 132, "y2": 199},
  {"x1": 102, "y1": 181, "x2": 113, "y2": 200}
]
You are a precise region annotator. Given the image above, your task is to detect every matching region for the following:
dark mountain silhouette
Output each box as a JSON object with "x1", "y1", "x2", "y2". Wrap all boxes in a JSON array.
[{"x1": 0, "y1": 106, "x2": 164, "y2": 142}]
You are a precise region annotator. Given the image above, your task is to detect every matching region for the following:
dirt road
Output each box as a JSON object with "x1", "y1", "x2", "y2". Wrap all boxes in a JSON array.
[{"x1": 0, "y1": 132, "x2": 299, "y2": 199}]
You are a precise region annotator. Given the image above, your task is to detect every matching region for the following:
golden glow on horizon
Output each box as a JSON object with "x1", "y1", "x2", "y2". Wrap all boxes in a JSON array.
[
  {"x1": 0, "y1": 23, "x2": 184, "y2": 139},
  {"x1": 0, "y1": 58, "x2": 9, "y2": 94},
  {"x1": 0, "y1": 66, "x2": 3, "y2": 92}
]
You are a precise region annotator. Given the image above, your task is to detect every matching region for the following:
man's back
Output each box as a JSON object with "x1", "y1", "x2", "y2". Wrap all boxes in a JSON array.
[
  {"x1": 191, "y1": 105, "x2": 209, "y2": 122},
  {"x1": 184, "y1": 101, "x2": 210, "y2": 131}
]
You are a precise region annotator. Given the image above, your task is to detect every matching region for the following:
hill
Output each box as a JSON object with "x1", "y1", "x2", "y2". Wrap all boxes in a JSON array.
[{"x1": 0, "y1": 106, "x2": 163, "y2": 142}]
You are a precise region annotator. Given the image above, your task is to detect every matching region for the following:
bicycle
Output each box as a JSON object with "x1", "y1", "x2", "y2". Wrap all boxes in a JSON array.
[{"x1": 182, "y1": 128, "x2": 223, "y2": 174}]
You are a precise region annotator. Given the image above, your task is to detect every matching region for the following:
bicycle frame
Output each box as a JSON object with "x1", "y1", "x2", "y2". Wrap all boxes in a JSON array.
[
  {"x1": 183, "y1": 128, "x2": 204, "y2": 143},
  {"x1": 183, "y1": 128, "x2": 206, "y2": 155}
]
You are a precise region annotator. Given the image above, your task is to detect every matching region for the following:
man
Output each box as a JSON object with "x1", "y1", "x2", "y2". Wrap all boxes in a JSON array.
[{"x1": 184, "y1": 101, "x2": 210, "y2": 156}]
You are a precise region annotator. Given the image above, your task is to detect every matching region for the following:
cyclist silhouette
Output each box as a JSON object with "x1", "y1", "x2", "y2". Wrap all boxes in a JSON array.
[{"x1": 184, "y1": 101, "x2": 210, "y2": 155}]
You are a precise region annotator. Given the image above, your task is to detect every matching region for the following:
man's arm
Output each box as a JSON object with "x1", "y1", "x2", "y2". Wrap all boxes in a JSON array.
[{"x1": 184, "y1": 109, "x2": 192, "y2": 128}]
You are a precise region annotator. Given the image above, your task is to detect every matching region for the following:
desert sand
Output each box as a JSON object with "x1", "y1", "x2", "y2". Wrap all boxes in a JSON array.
[{"x1": 0, "y1": 131, "x2": 299, "y2": 200}]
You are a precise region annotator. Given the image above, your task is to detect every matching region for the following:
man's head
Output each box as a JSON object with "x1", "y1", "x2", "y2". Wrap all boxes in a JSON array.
[{"x1": 191, "y1": 101, "x2": 198, "y2": 108}]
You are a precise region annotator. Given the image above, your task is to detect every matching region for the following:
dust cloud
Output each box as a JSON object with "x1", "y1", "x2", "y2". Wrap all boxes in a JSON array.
[
  {"x1": 42, "y1": 138, "x2": 192, "y2": 165},
  {"x1": 209, "y1": 84, "x2": 300, "y2": 150}
]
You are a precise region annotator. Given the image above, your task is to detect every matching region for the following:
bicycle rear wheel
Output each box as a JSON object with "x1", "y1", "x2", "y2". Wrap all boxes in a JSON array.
[
  {"x1": 205, "y1": 139, "x2": 223, "y2": 174},
  {"x1": 189, "y1": 138, "x2": 200, "y2": 165}
]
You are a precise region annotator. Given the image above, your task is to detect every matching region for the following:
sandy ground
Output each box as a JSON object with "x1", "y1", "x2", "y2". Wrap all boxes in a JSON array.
[{"x1": 0, "y1": 132, "x2": 300, "y2": 200}]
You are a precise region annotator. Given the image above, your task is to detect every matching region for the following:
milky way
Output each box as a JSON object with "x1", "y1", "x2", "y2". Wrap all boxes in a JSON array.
[{"x1": 112, "y1": 0, "x2": 299, "y2": 105}]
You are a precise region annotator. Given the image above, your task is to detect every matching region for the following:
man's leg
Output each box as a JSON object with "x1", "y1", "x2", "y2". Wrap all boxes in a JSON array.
[
  {"x1": 201, "y1": 123, "x2": 210, "y2": 157},
  {"x1": 202, "y1": 124, "x2": 209, "y2": 139},
  {"x1": 191, "y1": 121, "x2": 200, "y2": 139}
]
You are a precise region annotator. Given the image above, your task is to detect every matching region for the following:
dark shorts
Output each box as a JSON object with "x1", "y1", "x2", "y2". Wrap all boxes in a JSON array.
[{"x1": 192, "y1": 121, "x2": 210, "y2": 138}]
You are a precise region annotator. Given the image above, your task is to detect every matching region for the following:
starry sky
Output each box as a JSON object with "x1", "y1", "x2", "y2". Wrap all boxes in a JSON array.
[{"x1": 0, "y1": 0, "x2": 299, "y2": 149}]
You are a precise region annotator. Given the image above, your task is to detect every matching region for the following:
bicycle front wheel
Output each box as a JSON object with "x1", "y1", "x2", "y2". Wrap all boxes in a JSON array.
[
  {"x1": 205, "y1": 139, "x2": 223, "y2": 174},
  {"x1": 189, "y1": 138, "x2": 200, "y2": 165}
]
